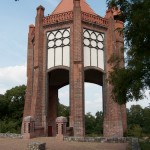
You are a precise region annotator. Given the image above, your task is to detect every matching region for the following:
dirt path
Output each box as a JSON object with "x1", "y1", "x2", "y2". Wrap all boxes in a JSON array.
[{"x1": 0, "y1": 137, "x2": 129, "y2": 150}]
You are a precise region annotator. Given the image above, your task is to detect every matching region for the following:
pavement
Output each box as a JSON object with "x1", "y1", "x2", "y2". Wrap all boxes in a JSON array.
[{"x1": 0, "y1": 137, "x2": 129, "y2": 150}]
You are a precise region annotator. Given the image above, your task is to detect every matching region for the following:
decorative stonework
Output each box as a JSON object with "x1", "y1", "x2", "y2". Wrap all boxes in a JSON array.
[
  {"x1": 43, "y1": 11, "x2": 108, "y2": 28},
  {"x1": 43, "y1": 11, "x2": 73, "y2": 26},
  {"x1": 83, "y1": 28, "x2": 104, "y2": 69},
  {"x1": 81, "y1": 12, "x2": 108, "y2": 27},
  {"x1": 23, "y1": 116, "x2": 35, "y2": 139},
  {"x1": 56, "y1": 117, "x2": 67, "y2": 139},
  {"x1": 47, "y1": 28, "x2": 70, "y2": 69}
]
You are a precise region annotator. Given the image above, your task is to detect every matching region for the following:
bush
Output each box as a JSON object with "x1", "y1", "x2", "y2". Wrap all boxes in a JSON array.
[
  {"x1": 0, "y1": 119, "x2": 21, "y2": 133},
  {"x1": 140, "y1": 141, "x2": 150, "y2": 150},
  {"x1": 127, "y1": 124, "x2": 142, "y2": 138}
]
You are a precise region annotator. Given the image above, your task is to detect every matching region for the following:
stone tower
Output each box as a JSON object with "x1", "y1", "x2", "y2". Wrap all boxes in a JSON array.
[{"x1": 22, "y1": 0, "x2": 127, "y2": 138}]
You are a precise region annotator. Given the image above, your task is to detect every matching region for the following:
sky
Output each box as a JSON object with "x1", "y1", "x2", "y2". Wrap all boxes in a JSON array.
[{"x1": 0, "y1": 0, "x2": 149, "y2": 115}]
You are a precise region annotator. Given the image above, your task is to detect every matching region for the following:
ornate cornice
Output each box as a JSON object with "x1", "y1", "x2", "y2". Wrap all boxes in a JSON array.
[
  {"x1": 81, "y1": 12, "x2": 108, "y2": 27},
  {"x1": 43, "y1": 11, "x2": 108, "y2": 28},
  {"x1": 43, "y1": 11, "x2": 73, "y2": 26}
]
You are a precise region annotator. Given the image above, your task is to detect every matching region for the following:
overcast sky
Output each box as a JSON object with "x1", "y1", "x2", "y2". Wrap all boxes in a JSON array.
[{"x1": 0, "y1": 0, "x2": 149, "y2": 115}]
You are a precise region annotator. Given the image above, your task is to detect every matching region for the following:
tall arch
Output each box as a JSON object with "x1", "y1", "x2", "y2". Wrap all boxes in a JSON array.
[{"x1": 47, "y1": 68, "x2": 69, "y2": 136}]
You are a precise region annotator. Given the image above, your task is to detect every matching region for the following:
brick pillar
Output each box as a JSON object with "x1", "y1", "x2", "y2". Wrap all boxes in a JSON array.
[
  {"x1": 23, "y1": 25, "x2": 35, "y2": 118},
  {"x1": 47, "y1": 87, "x2": 58, "y2": 136},
  {"x1": 114, "y1": 19, "x2": 127, "y2": 134},
  {"x1": 103, "y1": 9, "x2": 123, "y2": 137},
  {"x1": 56, "y1": 117, "x2": 67, "y2": 140},
  {"x1": 70, "y1": 0, "x2": 85, "y2": 136},
  {"x1": 30, "y1": 5, "x2": 45, "y2": 128},
  {"x1": 121, "y1": 104, "x2": 127, "y2": 134},
  {"x1": 23, "y1": 116, "x2": 35, "y2": 139},
  {"x1": 22, "y1": 25, "x2": 35, "y2": 135}
]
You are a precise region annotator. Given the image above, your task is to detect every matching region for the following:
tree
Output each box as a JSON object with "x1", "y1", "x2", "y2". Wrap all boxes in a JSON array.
[
  {"x1": 5, "y1": 85, "x2": 26, "y2": 121},
  {"x1": 57, "y1": 102, "x2": 69, "y2": 117},
  {"x1": 0, "y1": 85, "x2": 26, "y2": 133},
  {"x1": 85, "y1": 111, "x2": 103, "y2": 136},
  {"x1": 0, "y1": 94, "x2": 8, "y2": 118},
  {"x1": 127, "y1": 105, "x2": 143, "y2": 126},
  {"x1": 57, "y1": 102, "x2": 70, "y2": 126},
  {"x1": 127, "y1": 105, "x2": 150, "y2": 137},
  {"x1": 95, "y1": 111, "x2": 103, "y2": 135},
  {"x1": 142, "y1": 107, "x2": 150, "y2": 134},
  {"x1": 85, "y1": 112, "x2": 96, "y2": 135},
  {"x1": 127, "y1": 105, "x2": 143, "y2": 137},
  {"x1": 107, "y1": 0, "x2": 150, "y2": 104}
]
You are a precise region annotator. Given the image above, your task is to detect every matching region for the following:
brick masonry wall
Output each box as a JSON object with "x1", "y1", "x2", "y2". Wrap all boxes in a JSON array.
[
  {"x1": 70, "y1": 0, "x2": 85, "y2": 137},
  {"x1": 103, "y1": 9, "x2": 124, "y2": 137},
  {"x1": 23, "y1": 1, "x2": 127, "y2": 138}
]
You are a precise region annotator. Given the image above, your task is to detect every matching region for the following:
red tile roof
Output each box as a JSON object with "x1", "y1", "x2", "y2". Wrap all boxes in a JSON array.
[{"x1": 51, "y1": 0, "x2": 96, "y2": 15}]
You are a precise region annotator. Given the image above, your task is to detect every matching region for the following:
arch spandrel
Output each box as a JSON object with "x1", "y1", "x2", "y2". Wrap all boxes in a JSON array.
[
  {"x1": 84, "y1": 67, "x2": 104, "y2": 86},
  {"x1": 48, "y1": 68, "x2": 69, "y2": 89}
]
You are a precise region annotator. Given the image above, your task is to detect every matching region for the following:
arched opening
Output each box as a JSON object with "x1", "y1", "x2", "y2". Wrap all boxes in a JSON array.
[
  {"x1": 47, "y1": 68, "x2": 69, "y2": 137},
  {"x1": 84, "y1": 68, "x2": 104, "y2": 136}
]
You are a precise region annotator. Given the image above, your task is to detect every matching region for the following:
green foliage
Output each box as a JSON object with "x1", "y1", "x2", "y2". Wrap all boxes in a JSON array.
[
  {"x1": 128, "y1": 124, "x2": 142, "y2": 137},
  {"x1": 0, "y1": 118, "x2": 21, "y2": 133},
  {"x1": 140, "y1": 141, "x2": 150, "y2": 150},
  {"x1": 85, "y1": 112, "x2": 96, "y2": 135},
  {"x1": 107, "y1": 0, "x2": 150, "y2": 104},
  {"x1": 127, "y1": 105, "x2": 143, "y2": 126},
  {"x1": 127, "y1": 105, "x2": 150, "y2": 137},
  {"x1": 142, "y1": 107, "x2": 150, "y2": 133},
  {"x1": 58, "y1": 103, "x2": 69, "y2": 117},
  {"x1": 95, "y1": 111, "x2": 103, "y2": 135},
  {"x1": 57, "y1": 102, "x2": 70, "y2": 126},
  {"x1": 5, "y1": 85, "x2": 26, "y2": 120},
  {"x1": 85, "y1": 111, "x2": 103, "y2": 136},
  {"x1": 0, "y1": 94, "x2": 8, "y2": 118},
  {"x1": 0, "y1": 85, "x2": 26, "y2": 133}
]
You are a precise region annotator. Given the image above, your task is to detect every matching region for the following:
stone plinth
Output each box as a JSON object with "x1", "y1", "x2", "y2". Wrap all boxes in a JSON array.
[
  {"x1": 56, "y1": 116, "x2": 67, "y2": 139},
  {"x1": 23, "y1": 116, "x2": 35, "y2": 139},
  {"x1": 28, "y1": 142, "x2": 46, "y2": 150}
]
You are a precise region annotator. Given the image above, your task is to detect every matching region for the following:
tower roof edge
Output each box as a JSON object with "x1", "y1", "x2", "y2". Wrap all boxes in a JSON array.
[{"x1": 51, "y1": 0, "x2": 96, "y2": 15}]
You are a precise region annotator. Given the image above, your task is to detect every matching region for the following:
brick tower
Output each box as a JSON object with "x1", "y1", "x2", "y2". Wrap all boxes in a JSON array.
[{"x1": 22, "y1": 0, "x2": 127, "y2": 138}]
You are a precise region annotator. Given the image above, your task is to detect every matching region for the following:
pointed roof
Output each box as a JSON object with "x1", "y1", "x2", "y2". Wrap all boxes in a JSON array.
[{"x1": 51, "y1": 0, "x2": 96, "y2": 15}]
